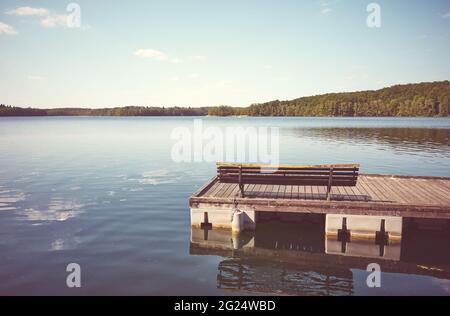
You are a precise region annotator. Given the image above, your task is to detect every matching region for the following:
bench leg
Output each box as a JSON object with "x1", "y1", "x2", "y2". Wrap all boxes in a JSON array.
[
  {"x1": 238, "y1": 165, "x2": 244, "y2": 197},
  {"x1": 327, "y1": 168, "x2": 333, "y2": 201},
  {"x1": 326, "y1": 184, "x2": 332, "y2": 201},
  {"x1": 239, "y1": 183, "x2": 244, "y2": 197}
]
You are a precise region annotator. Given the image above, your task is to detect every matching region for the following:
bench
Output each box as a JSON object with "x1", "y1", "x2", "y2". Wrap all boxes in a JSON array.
[{"x1": 217, "y1": 162, "x2": 360, "y2": 200}]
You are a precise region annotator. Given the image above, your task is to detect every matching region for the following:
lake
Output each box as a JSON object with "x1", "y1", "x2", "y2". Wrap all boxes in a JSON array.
[{"x1": 0, "y1": 117, "x2": 449, "y2": 295}]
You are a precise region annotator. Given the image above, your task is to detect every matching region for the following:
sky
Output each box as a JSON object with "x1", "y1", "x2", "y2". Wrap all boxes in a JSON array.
[{"x1": 0, "y1": 0, "x2": 449, "y2": 108}]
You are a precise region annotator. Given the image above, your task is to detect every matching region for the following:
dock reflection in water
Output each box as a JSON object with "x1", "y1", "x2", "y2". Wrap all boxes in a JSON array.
[{"x1": 190, "y1": 218, "x2": 450, "y2": 295}]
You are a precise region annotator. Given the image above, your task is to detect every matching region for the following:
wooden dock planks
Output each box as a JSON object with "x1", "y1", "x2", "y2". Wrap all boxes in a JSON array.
[{"x1": 190, "y1": 174, "x2": 450, "y2": 219}]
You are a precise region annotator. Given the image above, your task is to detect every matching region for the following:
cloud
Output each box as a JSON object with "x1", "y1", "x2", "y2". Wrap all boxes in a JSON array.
[
  {"x1": 27, "y1": 75, "x2": 46, "y2": 81},
  {"x1": 134, "y1": 49, "x2": 183, "y2": 63},
  {"x1": 134, "y1": 49, "x2": 169, "y2": 60},
  {"x1": 443, "y1": 12, "x2": 450, "y2": 18},
  {"x1": 7, "y1": 6, "x2": 83, "y2": 30},
  {"x1": 0, "y1": 21, "x2": 17, "y2": 35},
  {"x1": 319, "y1": 0, "x2": 339, "y2": 14},
  {"x1": 41, "y1": 15, "x2": 68, "y2": 28},
  {"x1": 263, "y1": 64, "x2": 273, "y2": 70},
  {"x1": 6, "y1": 6, "x2": 49, "y2": 16}
]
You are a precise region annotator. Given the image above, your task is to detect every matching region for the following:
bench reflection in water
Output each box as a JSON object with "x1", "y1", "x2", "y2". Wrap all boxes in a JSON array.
[{"x1": 217, "y1": 258, "x2": 354, "y2": 296}]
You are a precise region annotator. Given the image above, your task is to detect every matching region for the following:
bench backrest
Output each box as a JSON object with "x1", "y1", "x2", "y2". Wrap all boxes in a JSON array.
[{"x1": 217, "y1": 162, "x2": 360, "y2": 187}]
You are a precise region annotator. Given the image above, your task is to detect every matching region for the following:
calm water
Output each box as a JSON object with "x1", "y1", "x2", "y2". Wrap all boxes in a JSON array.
[{"x1": 0, "y1": 117, "x2": 449, "y2": 295}]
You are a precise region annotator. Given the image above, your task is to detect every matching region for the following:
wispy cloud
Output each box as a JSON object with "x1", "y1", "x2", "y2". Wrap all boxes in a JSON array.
[
  {"x1": 134, "y1": 49, "x2": 169, "y2": 60},
  {"x1": 40, "y1": 15, "x2": 68, "y2": 28},
  {"x1": 443, "y1": 12, "x2": 450, "y2": 19},
  {"x1": 319, "y1": 0, "x2": 339, "y2": 15},
  {"x1": 321, "y1": 7, "x2": 332, "y2": 15},
  {"x1": 27, "y1": 75, "x2": 47, "y2": 81},
  {"x1": 6, "y1": 6, "x2": 49, "y2": 16},
  {"x1": 134, "y1": 49, "x2": 183, "y2": 63},
  {"x1": 0, "y1": 21, "x2": 17, "y2": 35},
  {"x1": 7, "y1": 6, "x2": 72, "y2": 29},
  {"x1": 263, "y1": 64, "x2": 273, "y2": 70}
]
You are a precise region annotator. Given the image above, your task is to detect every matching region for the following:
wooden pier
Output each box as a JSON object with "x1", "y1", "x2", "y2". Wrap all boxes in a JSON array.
[
  {"x1": 190, "y1": 173, "x2": 450, "y2": 220},
  {"x1": 189, "y1": 169, "x2": 450, "y2": 283}
]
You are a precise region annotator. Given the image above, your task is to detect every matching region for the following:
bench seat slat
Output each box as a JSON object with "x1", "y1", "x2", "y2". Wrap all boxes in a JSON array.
[
  {"x1": 218, "y1": 171, "x2": 358, "y2": 176},
  {"x1": 217, "y1": 162, "x2": 359, "y2": 169},
  {"x1": 219, "y1": 175, "x2": 356, "y2": 179},
  {"x1": 219, "y1": 180, "x2": 357, "y2": 186},
  {"x1": 218, "y1": 167, "x2": 359, "y2": 172}
]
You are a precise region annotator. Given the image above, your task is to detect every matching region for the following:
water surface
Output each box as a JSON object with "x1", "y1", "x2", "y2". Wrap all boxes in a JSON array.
[{"x1": 0, "y1": 117, "x2": 449, "y2": 295}]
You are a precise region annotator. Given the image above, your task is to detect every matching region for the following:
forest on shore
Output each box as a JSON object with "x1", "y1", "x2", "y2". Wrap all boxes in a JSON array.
[{"x1": 1, "y1": 81, "x2": 449, "y2": 117}]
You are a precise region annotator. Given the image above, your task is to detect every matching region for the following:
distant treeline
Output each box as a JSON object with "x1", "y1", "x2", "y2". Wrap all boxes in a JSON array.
[
  {"x1": 1, "y1": 81, "x2": 449, "y2": 117},
  {"x1": 209, "y1": 81, "x2": 450, "y2": 117},
  {"x1": 0, "y1": 105, "x2": 209, "y2": 117},
  {"x1": 0, "y1": 105, "x2": 47, "y2": 116}
]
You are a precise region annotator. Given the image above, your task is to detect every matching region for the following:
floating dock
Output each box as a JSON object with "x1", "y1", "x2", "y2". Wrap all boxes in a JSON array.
[{"x1": 189, "y1": 173, "x2": 450, "y2": 239}]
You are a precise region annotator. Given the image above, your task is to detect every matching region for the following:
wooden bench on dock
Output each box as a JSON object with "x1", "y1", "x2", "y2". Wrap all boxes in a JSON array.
[{"x1": 217, "y1": 162, "x2": 360, "y2": 200}]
